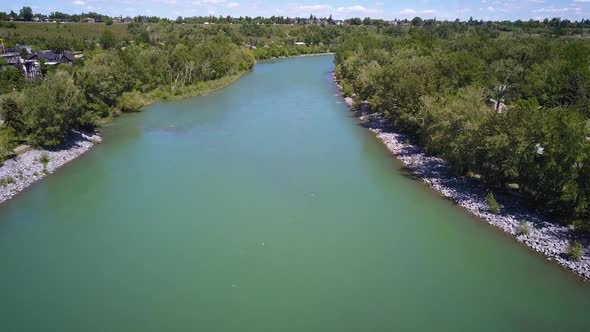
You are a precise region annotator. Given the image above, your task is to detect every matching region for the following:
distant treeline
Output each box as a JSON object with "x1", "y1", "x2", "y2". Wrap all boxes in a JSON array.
[
  {"x1": 335, "y1": 25, "x2": 590, "y2": 232},
  {"x1": 0, "y1": 8, "x2": 112, "y2": 23},
  {"x1": 5, "y1": 6, "x2": 590, "y2": 31}
]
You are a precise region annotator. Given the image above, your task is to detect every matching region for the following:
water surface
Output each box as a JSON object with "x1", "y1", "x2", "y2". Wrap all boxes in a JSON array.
[{"x1": 1, "y1": 55, "x2": 589, "y2": 331}]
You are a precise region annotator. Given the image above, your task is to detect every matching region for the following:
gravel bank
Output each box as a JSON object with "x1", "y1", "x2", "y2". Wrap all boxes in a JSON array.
[
  {"x1": 0, "y1": 131, "x2": 101, "y2": 205},
  {"x1": 333, "y1": 73, "x2": 590, "y2": 280}
]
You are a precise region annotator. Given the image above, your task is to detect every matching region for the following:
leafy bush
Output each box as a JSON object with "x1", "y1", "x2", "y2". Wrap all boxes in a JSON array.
[
  {"x1": 0, "y1": 66, "x2": 25, "y2": 94},
  {"x1": 517, "y1": 221, "x2": 532, "y2": 236},
  {"x1": 0, "y1": 127, "x2": 17, "y2": 162},
  {"x1": 572, "y1": 220, "x2": 590, "y2": 235},
  {"x1": 117, "y1": 91, "x2": 146, "y2": 113},
  {"x1": 0, "y1": 176, "x2": 15, "y2": 186},
  {"x1": 23, "y1": 70, "x2": 86, "y2": 147},
  {"x1": 39, "y1": 153, "x2": 49, "y2": 165},
  {"x1": 487, "y1": 192, "x2": 501, "y2": 214},
  {"x1": 567, "y1": 241, "x2": 584, "y2": 261}
]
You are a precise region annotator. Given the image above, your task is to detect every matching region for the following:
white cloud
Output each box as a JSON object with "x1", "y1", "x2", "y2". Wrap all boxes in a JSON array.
[
  {"x1": 487, "y1": 6, "x2": 495, "y2": 11},
  {"x1": 73, "y1": 0, "x2": 86, "y2": 5},
  {"x1": 336, "y1": 5, "x2": 379, "y2": 15},
  {"x1": 192, "y1": 0, "x2": 240, "y2": 8},
  {"x1": 399, "y1": 8, "x2": 417, "y2": 15},
  {"x1": 573, "y1": 0, "x2": 590, "y2": 2},
  {"x1": 398, "y1": 8, "x2": 436, "y2": 15},
  {"x1": 533, "y1": 7, "x2": 580, "y2": 13},
  {"x1": 296, "y1": 4, "x2": 333, "y2": 11}
]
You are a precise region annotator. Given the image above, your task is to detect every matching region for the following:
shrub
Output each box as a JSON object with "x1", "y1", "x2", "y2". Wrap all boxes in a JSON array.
[
  {"x1": 0, "y1": 127, "x2": 17, "y2": 162},
  {"x1": 39, "y1": 153, "x2": 49, "y2": 165},
  {"x1": 572, "y1": 220, "x2": 590, "y2": 235},
  {"x1": 487, "y1": 192, "x2": 501, "y2": 214},
  {"x1": 23, "y1": 70, "x2": 86, "y2": 148},
  {"x1": 117, "y1": 91, "x2": 146, "y2": 113},
  {"x1": 0, "y1": 176, "x2": 15, "y2": 186},
  {"x1": 517, "y1": 221, "x2": 532, "y2": 236},
  {"x1": 567, "y1": 241, "x2": 584, "y2": 261}
]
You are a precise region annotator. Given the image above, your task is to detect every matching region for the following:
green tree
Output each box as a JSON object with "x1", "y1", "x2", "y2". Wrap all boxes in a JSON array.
[
  {"x1": 23, "y1": 71, "x2": 86, "y2": 147},
  {"x1": 75, "y1": 50, "x2": 132, "y2": 108},
  {"x1": 0, "y1": 127, "x2": 16, "y2": 162},
  {"x1": 0, "y1": 93, "x2": 26, "y2": 135},
  {"x1": 0, "y1": 66, "x2": 25, "y2": 94},
  {"x1": 19, "y1": 6, "x2": 33, "y2": 21},
  {"x1": 99, "y1": 30, "x2": 119, "y2": 49}
]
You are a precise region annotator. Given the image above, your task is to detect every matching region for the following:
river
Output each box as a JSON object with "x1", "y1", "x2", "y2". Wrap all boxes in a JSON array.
[{"x1": 0, "y1": 55, "x2": 589, "y2": 331}]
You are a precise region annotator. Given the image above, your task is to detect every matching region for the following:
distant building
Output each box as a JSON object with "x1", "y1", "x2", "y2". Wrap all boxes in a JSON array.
[
  {"x1": 82, "y1": 17, "x2": 96, "y2": 23},
  {"x1": 27, "y1": 52, "x2": 74, "y2": 66},
  {"x1": 70, "y1": 51, "x2": 84, "y2": 59},
  {"x1": 0, "y1": 52, "x2": 21, "y2": 67}
]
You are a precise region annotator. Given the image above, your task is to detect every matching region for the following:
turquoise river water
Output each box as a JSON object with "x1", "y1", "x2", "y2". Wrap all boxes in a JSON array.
[{"x1": 0, "y1": 55, "x2": 589, "y2": 331}]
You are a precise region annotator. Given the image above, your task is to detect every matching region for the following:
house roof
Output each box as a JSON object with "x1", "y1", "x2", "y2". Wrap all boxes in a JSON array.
[{"x1": 27, "y1": 52, "x2": 74, "y2": 63}]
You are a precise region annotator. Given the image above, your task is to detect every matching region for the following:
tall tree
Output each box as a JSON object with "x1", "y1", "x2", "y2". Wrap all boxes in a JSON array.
[{"x1": 19, "y1": 6, "x2": 33, "y2": 21}]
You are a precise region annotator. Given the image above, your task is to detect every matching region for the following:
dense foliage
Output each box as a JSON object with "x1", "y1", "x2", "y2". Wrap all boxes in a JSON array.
[
  {"x1": 335, "y1": 26, "x2": 590, "y2": 229},
  {"x1": 0, "y1": 25, "x2": 259, "y2": 152},
  {"x1": 0, "y1": 20, "x2": 350, "y2": 155},
  {"x1": 3, "y1": 16, "x2": 590, "y2": 232}
]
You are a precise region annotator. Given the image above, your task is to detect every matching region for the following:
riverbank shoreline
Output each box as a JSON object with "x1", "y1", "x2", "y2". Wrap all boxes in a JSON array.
[
  {"x1": 141, "y1": 70, "x2": 251, "y2": 107},
  {"x1": 0, "y1": 70, "x2": 252, "y2": 206},
  {"x1": 0, "y1": 54, "x2": 327, "y2": 206},
  {"x1": 256, "y1": 51, "x2": 335, "y2": 62},
  {"x1": 0, "y1": 131, "x2": 101, "y2": 205},
  {"x1": 332, "y1": 73, "x2": 590, "y2": 280}
]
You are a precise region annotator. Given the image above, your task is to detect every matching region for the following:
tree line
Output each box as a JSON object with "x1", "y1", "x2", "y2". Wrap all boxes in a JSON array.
[
  {"x1": 0, "y1": 28, "x2": 257, "y2": 158},
  {"x1": 0, "y1": 21, "x2": 349, "y2": 158},
  {"x1": 335, "y1": 25, "x2": 590, "y2": 232}
]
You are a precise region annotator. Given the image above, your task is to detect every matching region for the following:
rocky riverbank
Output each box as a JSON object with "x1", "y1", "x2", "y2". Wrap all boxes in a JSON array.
[
  {"x1": 0, "y1": 131, "x2": 101, "y2": 205},
  {"x1": 333, "y1": 73, "x2": 590, "y2": 280}
]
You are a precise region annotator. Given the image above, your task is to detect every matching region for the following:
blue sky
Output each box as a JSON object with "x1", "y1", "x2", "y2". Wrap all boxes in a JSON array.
[{"x1": 3, "y1": 0, "x2": 590, "y2": 21}]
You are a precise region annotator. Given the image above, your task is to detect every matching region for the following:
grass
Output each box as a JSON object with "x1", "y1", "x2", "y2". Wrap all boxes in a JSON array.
[
  {"x1": 39, "y1": 153, "x2": 50, "y2": 165},
  {"x1": 517, "y1": 221, "x2": 533, "y2": 236},
  {"x1": 0, "y1": 176, "x2": 15, "y2": 186},
  {"x1": 487, "y1": 192, "x2": 501, "y2": 214},
  {"x1": 39, "y1": 153, "x2": 50, "y2": 174},
  {"x1": 567, "y1": 241, "x2": 584, "y2": 262},
  {"x1": 142, "y1": 71, "x2": 249, "y2": 106},
  {"x1": 0, "y1": 22, "x2": 129, "y2": 45}
]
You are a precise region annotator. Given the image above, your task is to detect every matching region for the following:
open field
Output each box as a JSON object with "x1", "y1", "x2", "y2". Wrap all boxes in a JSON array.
[{"x1": 0, "y1": 22, "x2": 129, "y2": 46}]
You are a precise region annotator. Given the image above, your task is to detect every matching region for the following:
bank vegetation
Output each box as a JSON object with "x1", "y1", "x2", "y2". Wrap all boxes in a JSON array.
[{"x1": 335, "y1": 25, "x2": 590, "y2": 235}]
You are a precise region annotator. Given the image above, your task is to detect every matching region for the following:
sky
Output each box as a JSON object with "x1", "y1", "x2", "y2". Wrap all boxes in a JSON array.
[{"x1": 3, "y1": 0, "x2": 590, "y2": 21}]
